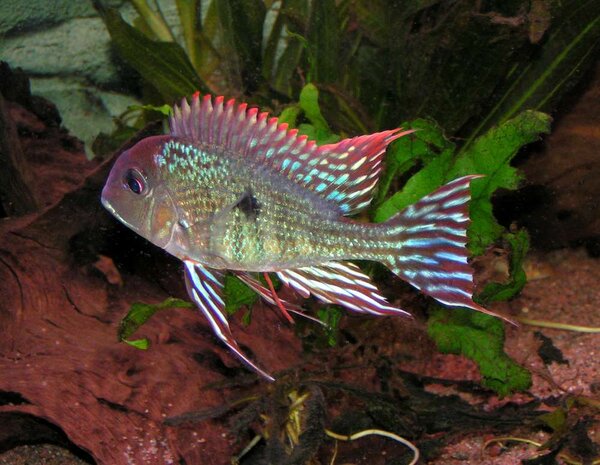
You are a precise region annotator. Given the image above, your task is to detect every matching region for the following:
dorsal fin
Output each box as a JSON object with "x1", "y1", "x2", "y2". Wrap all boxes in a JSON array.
[{"x1": 170, "y1": 94, "x2": 413, "y2": 214}]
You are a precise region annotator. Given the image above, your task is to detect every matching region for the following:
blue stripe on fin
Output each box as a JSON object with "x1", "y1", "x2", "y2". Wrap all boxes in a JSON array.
[{"x1": 277, "y1": 262, "x2": 411, "y2": 317}]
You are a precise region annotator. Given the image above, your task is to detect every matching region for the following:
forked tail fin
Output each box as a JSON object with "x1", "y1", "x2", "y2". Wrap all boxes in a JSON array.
[{"x1": 381, "y1": 176, "x2": 513, "y2": 323}]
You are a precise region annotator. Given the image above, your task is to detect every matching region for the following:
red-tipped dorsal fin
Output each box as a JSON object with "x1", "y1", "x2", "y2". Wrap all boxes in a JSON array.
[{"x1": 169, "y1": 94, "x2": 414, "y2": 215}]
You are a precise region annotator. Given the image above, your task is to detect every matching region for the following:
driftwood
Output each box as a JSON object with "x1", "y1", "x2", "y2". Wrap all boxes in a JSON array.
[
  {"x1": 0, "y1": 91, "x2": 39, "y2": 215},
  {"x1": 0, "y1": 72, "x2": 302, "y2": 464},
  {"x1": 506, "y1": 62, "x2": 600, "y2": 250}
]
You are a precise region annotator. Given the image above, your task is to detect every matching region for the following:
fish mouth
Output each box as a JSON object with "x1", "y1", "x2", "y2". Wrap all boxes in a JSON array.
[
  {"x1": 100, "y1": 194, "x2": 112, "y2": 213},
  {"x1": 101, "y1": 194, "x2": 137, "y2": 231}
]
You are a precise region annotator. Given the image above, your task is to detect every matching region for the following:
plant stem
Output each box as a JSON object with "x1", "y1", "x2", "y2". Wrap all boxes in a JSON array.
[
  {"x1": 326, "y1": 428, "x2": 419, "y2": 465},
  {"x1": 130, "y1": 0, "x2": 175, "y2": 42},
  {"x1": 517, "y1": 317, "x2": 600, "y2": 333}
]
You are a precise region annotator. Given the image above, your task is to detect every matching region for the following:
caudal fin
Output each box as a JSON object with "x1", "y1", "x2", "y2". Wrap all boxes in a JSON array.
[{"x1": 381, "y1": 176, "x2": 513, "y2": 323}]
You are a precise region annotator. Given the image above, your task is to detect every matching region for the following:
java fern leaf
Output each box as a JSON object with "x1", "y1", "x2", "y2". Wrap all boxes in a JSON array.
[
  {"x1": 428, "y1": 307, "x2": 532, "y2": 396},
  {"x1": 99, "y1": 7, "x2": 208, "y2": 102},
  {"x1": 119, "y1": 298, "x2": 194, "y2": 349},
  {"x1": 374, "y1": 110, "x2": 551, "y2": 255}
]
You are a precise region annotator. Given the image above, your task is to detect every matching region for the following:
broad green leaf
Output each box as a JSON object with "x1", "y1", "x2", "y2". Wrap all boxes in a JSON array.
[
  {"x1": 478, "y1": 230, "x2": 530, "y2": 303},
  {"x1": 297, "y1": 83, "x2": 340, "y2": 144},
  {"x1": 175, "y1": 0, "x2": 200, "y2": 69},
  {"x1": 373, "y1": 140, "x2": 455, "y2": 222},
  {"x1": 215, "y1": 0, "x2": 266, "y2": 91},
  {"x1": 123, "y1": 338, "x2": 150, "y2": 350},
  {"x1": 128, "y1": 103, "x2": 172, "y2": 116},
  {"x1": 277, "y1": 89, "x2": 339, "y2": 144},
  {"x1": 99, "y1": 8, "x2": 207, "y2": 101},
  {"x1": 373, "y1": 118, "x2": 452, "y2": 208},
  {"x1": 223, "y1": 273, "x2": 282, "y2": 315},
  {"x1": 277, "y1": 104, "x2": 302, "y2": 126},
  {"x1": 316, "y1": 306, "x2": 344, "y2": 347},
  {"x1": 321, "y1": 86, "x2": 370, "y2": 135},
  {"x1": 262, "y1": 0, "x2": 310, "y2": 96},
  {"x1": 118, "y1": 297, "x2": 194, "y2": 349},
  {"x1": 306, "y1": 0, "x2": 342, "y2": 83},
  {"x1": 129, "y1": 0, "x2": 174, "y2": 41},
  {"x1": 297, "y1": 123, "x2": 340, "y2": 145},
  {"x1": 299, "y1": 84, "x2": 330, "y2": 132},
  {"x1": 194, "y1": 1, "x2": 227, "y2": 93},
  {"x1": 277, "y1": 96, "x2": 340, "y2": 144},
  {"x1": 428, "y1": 307, "x2": 531, "y2": 396},
  {"x1": 374, "y1": 111, "x2": 549, "y2": 255},
  {"x1": 465, "y1": 0, "x2": 600, "y2": 146},
  {"x1": 450, "y1": 110, "x2": 551, "y2": 254},
  {"x1": 241, "y1": 307, "x2": 253, "y2": 326},
  {"x1": 538, "y1": 407, "x2": 567, "y2": 433},
  {"x1": 209, "y1": 1, "x2": 243, "y2": 93},
  {"x1": 262, "y1": 1, "x2": 287, "y2": 88},
  {"x1": 224, "y1": 274, "x2": 259, "y2": 315}
]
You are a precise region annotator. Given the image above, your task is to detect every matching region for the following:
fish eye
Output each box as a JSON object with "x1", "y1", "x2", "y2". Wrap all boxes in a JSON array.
[{"x1": 123, "y1": 168, "x2": 146, "y2": 195}]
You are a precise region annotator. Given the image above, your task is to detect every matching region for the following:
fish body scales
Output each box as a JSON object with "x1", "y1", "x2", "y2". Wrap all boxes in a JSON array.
[{"x1": 160, "y1": 140, "x2": 373, "y2": 270}]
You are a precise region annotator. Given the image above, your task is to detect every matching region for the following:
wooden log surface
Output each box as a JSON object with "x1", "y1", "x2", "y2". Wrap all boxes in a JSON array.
[
  {"x1": 0, "y1": 85, "x2": 302, "y2": 464},
  {"x1": 0, "y1": 91, "x2": 40, "y2": 215}
]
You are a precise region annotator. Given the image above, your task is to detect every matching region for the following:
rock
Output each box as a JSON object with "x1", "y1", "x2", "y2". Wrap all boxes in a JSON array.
[
  {"x1": 0, "y1": 0, "x2": 189, "y2": 154},
  {"x1": 0, "y1": 11, "x2": 139, "y2": 151},
  {"x1": 0, "y1": 2, "x2": 141, "y2": 151},
  {"x1": 31, "y1": 77, "x2": 139, "y2": 157},
  {"x1": 0, "y1": 0, "x2": 123, "y2": 35},
  {"x1": 1, "y1": 17, "x2": 123, "y2": 87}
]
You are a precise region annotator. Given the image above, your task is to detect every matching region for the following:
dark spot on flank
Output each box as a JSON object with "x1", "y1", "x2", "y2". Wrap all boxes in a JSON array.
[{"x1": 236, "y1": 188, "x2": 261, "y2": 221}]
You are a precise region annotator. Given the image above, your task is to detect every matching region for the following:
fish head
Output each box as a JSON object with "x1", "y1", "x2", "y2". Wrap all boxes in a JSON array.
[{"x1": 101, "y1": 135, "x2": 180, "y2": 250}]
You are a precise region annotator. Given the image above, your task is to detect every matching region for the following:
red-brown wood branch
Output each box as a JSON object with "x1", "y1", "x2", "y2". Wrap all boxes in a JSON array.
[
  {"x1": 0, "y1": 92, "x2": 39, "y2": 215},
  {"x1": 0, "y1": 86, "x2": 301, "y2": 464}
]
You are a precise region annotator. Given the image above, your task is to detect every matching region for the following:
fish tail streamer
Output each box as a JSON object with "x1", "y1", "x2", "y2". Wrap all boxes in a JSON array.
[{"x1": 378, "y1": 175, "x2": 512, "y2": 322}]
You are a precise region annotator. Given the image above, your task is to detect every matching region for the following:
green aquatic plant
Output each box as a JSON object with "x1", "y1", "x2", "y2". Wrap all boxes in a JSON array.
[
  {"x1": 97, "y1": 0, "x2": 599, "y2": 395},
  {"x1": 118, "y1": 297, "x2": 194, "y2": 349},
  {"x1": 96, "y1": 0, "x2": 599, "y2": 133},
  {"x1": 374, "y1": 111, "x2": 551, "y2": 256}
]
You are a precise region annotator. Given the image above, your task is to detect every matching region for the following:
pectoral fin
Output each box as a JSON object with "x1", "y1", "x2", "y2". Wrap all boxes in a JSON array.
[{"x1": 183, "y1": 260, "x2": 274, "y2": 381}]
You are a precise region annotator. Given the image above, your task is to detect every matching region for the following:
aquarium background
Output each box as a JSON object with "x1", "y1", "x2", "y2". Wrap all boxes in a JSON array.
[{"x1": 0, "y1": 1, "x2": 599, "y2": 464}]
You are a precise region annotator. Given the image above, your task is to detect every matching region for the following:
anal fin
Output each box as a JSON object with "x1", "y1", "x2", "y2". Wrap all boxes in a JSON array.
[{"x1": 276, "y1": 262, "x2": 411, "y2": 317}]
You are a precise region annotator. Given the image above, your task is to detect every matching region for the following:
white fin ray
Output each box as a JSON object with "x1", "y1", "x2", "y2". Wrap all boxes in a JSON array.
[
  {"x1": 183, "y1": 260, "x2": 274, "y2": 381},
  {"x1": 233, "y1": 272, "x2": 325, "y2": 326},
  {"x1": 277, "y1": 262, "x2": 411, "y2": 317},
  {"x1": 169, "y1": 94, "x2": 413, "y2": 215}
]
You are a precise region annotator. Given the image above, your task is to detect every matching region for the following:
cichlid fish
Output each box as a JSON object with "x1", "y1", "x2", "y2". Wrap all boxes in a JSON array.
[{"x1": 102, "y1": 93, "x2": 504, "y2": 380}]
